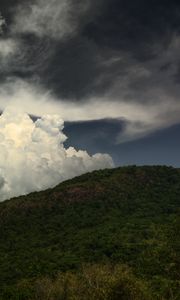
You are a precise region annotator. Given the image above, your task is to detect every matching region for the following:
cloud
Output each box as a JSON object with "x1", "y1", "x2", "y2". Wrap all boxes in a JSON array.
[
  {"x1": 1, "y1": 79, "x2": 180, "y2": 144},
  {"x1": 0, "y1": 38, "x2": 18, "y2": 70},
  {"x1": 0, "y1": 107, "x2": 113, "y2": 201},
  {"x1": 1, "y1": 1, "x2": 180, "y2": 147},
  {"x1": 0, "y1": 13, "x2": 5, "y2": 34},
  {"x1": 12, "y1": 0, "x2": 90, "y2": 39}
]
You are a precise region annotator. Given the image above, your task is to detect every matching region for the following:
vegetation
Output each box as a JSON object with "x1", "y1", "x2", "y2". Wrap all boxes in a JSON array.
[{"x1": 0, "y1": 166, "x2": 179, "y2": 299}]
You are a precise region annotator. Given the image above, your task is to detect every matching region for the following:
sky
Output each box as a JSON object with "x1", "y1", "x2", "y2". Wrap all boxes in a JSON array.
[{"x1": 0, "y1": 0, "x2": 180, "y2": 189}]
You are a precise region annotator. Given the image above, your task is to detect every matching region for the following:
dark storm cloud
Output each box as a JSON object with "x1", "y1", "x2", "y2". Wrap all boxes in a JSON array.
[
  {"x1": 38, "y1": 0, "x2": 180, "y2": 100},
  {"x1": 84, "y1": 0, "x2": 180, "y2": 54},
  {"x1": 1, "y1": 0, "x2": 180, "y2": 145},
  {"x1": 1, "y1": 0, "x2": 180, "y2": 101},
  {"x1": 43, "y1": 37, "x2": 122, "y2": 99}
]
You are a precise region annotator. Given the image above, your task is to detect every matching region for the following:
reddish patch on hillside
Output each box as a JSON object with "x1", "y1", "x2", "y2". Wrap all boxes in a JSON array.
[{"x1": 53, "y1": 184, "x2": 105, "y2": 203}]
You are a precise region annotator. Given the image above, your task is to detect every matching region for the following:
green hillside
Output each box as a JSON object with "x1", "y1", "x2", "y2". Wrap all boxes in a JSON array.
[{"x1": 0, "y1": 166, "x2": 180, "y2": 299}]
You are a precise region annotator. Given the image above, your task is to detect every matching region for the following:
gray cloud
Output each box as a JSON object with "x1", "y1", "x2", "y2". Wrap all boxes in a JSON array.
[
  {"x1": 0, "y1": 1, "x2": 180, "y2": 144},
  {"x1": 0, "y1": 12, "x2": 5, "y2": 34},
  {"x1": 11, "y1": 0, "x2": 100, "y2": 40}
]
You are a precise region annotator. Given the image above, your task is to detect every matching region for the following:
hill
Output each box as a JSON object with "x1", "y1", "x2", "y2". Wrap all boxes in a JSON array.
[{"x1": 0, "y1": 166, "x2": 180, "y2": 299}]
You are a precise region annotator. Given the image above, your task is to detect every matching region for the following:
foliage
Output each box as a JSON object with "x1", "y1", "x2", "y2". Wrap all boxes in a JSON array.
[
  {"x1": 0, "y1": 166, "x2": 179, "y2": 299},
  {"x1": 0, "y1": 264, "x2": 152, "y2": 300}
]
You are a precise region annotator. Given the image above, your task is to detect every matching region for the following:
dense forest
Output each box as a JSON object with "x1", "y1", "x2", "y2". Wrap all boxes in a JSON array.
[{"x1": 0, "y1": 166, "x2": 179, "y2": 299}]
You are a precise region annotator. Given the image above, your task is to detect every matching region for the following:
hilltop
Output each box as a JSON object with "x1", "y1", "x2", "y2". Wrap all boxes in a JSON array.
[{"x1": 0, "y1": 166, "x2": 179, "y2": 299}]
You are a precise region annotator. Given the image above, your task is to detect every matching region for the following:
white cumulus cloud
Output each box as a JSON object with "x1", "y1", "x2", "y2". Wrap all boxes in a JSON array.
[{"x1": 0, "y1": 107, "x2": 114, "y2": 201}]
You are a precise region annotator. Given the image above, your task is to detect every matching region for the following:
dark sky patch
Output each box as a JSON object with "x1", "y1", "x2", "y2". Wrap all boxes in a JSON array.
[{"x1": 65, "y1": 120, "x2": 180, "y2": 167}]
